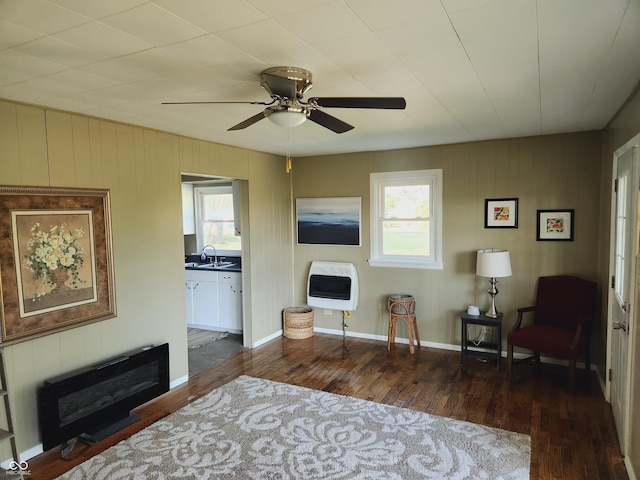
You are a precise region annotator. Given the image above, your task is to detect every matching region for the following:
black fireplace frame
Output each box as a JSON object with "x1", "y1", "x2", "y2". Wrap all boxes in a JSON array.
[{"x1": 37, "y1": 343, "x2": 169, "y2": 451}]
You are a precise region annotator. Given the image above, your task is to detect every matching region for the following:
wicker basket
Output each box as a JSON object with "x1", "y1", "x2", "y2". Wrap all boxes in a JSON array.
[
  {"x1": 388, "y1": 294, "x2": 416, "y2": 314},
  {"x1": 283, "y1": 307, "x2": 314, "y2": 339}
]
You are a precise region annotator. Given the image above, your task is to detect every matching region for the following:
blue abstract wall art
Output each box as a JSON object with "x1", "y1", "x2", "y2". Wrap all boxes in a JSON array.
[{"x1": 296, "y1": 197, "x2": 361, "y2": 246}]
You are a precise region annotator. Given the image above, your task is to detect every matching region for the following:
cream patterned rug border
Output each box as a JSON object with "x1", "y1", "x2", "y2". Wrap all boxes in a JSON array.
[{"x1": 57, "y1": 375, "x2": 531, "y2": 479}]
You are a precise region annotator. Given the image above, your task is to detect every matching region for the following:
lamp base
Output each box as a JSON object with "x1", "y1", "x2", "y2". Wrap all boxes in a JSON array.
[{"x1": 485, "y1": 277, "x2": 500, "y2": 318}]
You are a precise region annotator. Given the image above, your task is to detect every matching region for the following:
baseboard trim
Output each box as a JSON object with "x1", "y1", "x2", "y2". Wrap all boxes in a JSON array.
[
  {"x1": 252, "y1": 329, "x2": 283, "y2": 348},
  {"x1": 170, "y1": 374, "x2": 188, "y2": 390},
  {"x1": 312, "y1": 327, "x2": 597, "y2": 371}
]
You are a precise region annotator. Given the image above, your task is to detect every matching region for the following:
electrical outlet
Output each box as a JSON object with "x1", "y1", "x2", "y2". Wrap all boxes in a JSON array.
[{"x1": 324, "y1": 309, "x2": 332, "y2": 315}]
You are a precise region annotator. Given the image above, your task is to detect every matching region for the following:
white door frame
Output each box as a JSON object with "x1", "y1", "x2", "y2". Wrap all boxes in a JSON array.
[{"x1": 606, "y1": 133, "x2": 640, "y2": 456}]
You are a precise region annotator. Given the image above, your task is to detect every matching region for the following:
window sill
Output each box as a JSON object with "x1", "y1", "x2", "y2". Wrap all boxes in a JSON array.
[{"x1": 368, "y1": 259, "x2": 443, "y2": 270}]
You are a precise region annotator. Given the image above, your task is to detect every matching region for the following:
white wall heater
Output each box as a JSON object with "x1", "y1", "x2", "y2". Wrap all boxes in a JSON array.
[{"x1": 307, "y1": 261, "x2": 359, "y2": 311}]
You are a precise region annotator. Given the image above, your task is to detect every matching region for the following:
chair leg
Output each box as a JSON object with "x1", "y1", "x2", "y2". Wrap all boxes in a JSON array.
[
  {"x1": 585, "y1": 348, "x2": 591, "y2": 378},
  {"x1": 389, "y1": 318, "x2": 399, "y2": 351},
  {"x1": 407, "y1": 319, "x2": 415, "y2": 354},
  {"x1": 412, "y1": 315, "x2": 421, "y2": 346},
  {"x1": 507, "y1": 344, "x2": 513, "y2": 377},
  {"x1": 407, "y1": 323, "x2": 416, "y2": 354},
  {"x1": 388, "y1": 313, "x2": 421, "y2": 354},
  {"x1": 393, "y1": 320, "x2": 398, "y2": 348},
  {"x1": 569, "y1": 360, "x2": 576, "y2": 390}
]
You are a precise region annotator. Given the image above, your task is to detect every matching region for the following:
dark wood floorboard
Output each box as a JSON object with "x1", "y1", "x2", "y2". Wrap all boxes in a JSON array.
[{"x1": 27, "y1": 333, "x2": 628, "y2": 479}]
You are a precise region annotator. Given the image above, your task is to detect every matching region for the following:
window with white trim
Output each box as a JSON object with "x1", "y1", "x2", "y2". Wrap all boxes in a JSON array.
[
  {"x1": 195, "y1": 186, "x2": 241, "y2": 254},
  {"x1": 369, "y1": 169, "x2": 443, "y2": 269}
]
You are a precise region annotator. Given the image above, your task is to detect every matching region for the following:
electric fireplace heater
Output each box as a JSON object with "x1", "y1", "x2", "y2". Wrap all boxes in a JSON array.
[
  {"x1": 307, "y1": 261, "x2": 359, "y2": 311},
  {"x1": 37, "y1": 343, "x2": 169, "y2": 451}
]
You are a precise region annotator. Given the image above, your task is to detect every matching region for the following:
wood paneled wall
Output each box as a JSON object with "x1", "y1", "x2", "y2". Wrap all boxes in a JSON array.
[
  {"x1": 0, "y1": 99, "x2": 293, "y2": 458},
  {"x1": 292, "y1": 132, "x2": 603, "y2": 359},
  {"x1": 0, "y1": 96, "x2": 621, "y2": 467}
]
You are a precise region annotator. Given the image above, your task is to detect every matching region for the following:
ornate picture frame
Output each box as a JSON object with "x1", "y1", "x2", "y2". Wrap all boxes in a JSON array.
[
  {"x1": 0, "y1": 186, "x2": 116, "y2": 344},
  {"x1": 485, "y1": 198, "x2": 518, "y2": 228},
  {"x1": 536, "y1": 209, "x2": 574, "y2": 241}
]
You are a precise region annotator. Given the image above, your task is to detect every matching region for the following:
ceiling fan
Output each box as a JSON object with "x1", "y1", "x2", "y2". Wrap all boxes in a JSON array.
[{"x1": 162, "y1": 66, "x2": 406, "y2": 134}]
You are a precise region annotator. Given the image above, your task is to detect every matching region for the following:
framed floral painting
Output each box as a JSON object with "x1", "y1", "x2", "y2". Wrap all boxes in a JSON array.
[
  {"x1": 536, "y1": 209, "x2": 574, "y2": 241},
  {"x1": 0, "y1": 186, "x2": 116, "y2": 344}
]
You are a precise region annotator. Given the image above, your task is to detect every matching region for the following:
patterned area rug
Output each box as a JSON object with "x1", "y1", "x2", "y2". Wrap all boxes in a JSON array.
[
  {"x1": 187, "y1": 328, "x2": 228, "y2": 349},
  {"x1": 57, "y1": 376, "x2": 531, "y2": 479}
]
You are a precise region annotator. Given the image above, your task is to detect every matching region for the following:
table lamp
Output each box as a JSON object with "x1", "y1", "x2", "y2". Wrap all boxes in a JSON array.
[{"x1": 476, "y1": 249, "x2": 512, "y2": 318}]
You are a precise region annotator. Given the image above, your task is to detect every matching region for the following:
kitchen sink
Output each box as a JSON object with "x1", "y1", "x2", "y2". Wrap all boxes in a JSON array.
[{"x1": 196, "y1": 261, "x2": 235, "y2": 269}]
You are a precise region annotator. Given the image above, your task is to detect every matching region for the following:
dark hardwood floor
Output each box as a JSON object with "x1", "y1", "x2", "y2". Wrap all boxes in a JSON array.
[{"x1": 28, "y1": 333, "x2": 628, "y2": 479}]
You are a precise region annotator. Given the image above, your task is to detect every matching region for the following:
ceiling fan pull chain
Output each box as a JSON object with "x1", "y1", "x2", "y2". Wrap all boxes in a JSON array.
[{"x1": 285, "y1": 123, "x2": 293, "y2": 173}]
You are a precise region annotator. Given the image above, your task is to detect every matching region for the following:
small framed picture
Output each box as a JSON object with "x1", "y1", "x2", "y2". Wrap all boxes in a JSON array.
[
  {"x1": 484, "y1": 198, "x2": 518, "y2": 228},
  {"x1": 537, "y1": 209, "x2": 574, "y2": 241}
]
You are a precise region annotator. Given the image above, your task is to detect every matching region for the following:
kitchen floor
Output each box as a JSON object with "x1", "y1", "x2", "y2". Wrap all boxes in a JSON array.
[{"x1": 188, "y1": 333, "x2": 245, "y2": 377}]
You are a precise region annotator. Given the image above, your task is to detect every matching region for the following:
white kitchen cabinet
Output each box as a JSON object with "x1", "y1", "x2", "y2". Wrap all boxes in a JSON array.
[
  {"x1": 185, "y1": 279, "x2": 195, "y2": 325},
  {"x1": 185, "y1": 269, "x2": 242, "y2": 332},
  {"x1": 185, "y1": 270, "x2": 218, "y2": 329},
  {"x1": 218, "y1": 272, "x2": 242, "y2": 332}
]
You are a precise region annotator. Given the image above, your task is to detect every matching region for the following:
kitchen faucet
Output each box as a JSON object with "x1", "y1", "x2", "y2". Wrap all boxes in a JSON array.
[{"x1": 200, "y1": 245, "x2": 217, "y2": 265}]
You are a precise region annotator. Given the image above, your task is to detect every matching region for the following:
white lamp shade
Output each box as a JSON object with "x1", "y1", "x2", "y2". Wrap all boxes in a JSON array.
[
  {"x1": 268, "y1": 109, "x2": 307, "y2": 127},
  {"x1": 476, "y1": 249, "x2": 512, "y2": 278}
]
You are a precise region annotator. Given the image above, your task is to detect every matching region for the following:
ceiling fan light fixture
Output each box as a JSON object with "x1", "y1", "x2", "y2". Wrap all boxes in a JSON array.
[
  {"x1": 165, "y1": 66, "x2": 405, "y2": 133},
  {"x1": 266, "y1": 106, "x2": 308, "y2": 128}
]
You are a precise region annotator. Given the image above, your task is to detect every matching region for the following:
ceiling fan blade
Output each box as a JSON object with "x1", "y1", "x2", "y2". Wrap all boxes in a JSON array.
[
  {"x1": 228, "y1": 111, "x2": 267, "y2": 131},
  {"x1": 162, "y1": 100, "x2": 272, "y2": 105},
  {"x1": 308, "y1": 109, "x2": 354, "y2": 134},
  {"x1": 309, "y1": 97, "x2": 406, "y2": 109}
]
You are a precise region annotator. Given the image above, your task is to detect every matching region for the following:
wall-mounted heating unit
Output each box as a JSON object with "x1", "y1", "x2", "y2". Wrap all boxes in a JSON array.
[{"x1": 307, "y1": 261, "x2": 359, "y2": 311}]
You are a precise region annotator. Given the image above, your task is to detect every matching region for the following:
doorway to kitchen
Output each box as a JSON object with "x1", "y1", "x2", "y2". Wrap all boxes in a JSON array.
[
  {"x1": 187, "y1": 329, "x2": 245, "y2": 376},
  {"x1": 182, "y1": 173, "x2": 248, "y2": 376}
]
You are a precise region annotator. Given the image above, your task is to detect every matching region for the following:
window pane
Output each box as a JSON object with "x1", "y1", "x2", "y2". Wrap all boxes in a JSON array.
[
  {"x1": 203, "y1": 193, "x2": 234, "y2": 221},
  {"x1": 615, "y1": 175, "x2": 628, "y2": 300},
  {"x1": 382, "y1": 221, "x2": 429, "y2": 255},
  {"x1": 384, "y1": 185, "x2": 429, "y2": 219},
  {"x1": 370, "y1": 169, "x2": 442, "y2": 269},
  {"x1": 202, "y1": 221, "x2": 240, "y2": 250},
  {"x1": 196, "y1": 188, "x2": 241, "y2": 252}
]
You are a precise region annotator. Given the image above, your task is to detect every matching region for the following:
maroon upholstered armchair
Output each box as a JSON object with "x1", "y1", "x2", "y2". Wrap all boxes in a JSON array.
[{"x1": 507, "y1": 275, "x2": 597, "y2": 388}]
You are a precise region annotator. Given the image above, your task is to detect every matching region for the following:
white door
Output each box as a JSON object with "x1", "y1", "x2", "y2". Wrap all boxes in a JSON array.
[{"x1": 610, "y1": 140, "x2": 637, "y2": 453}]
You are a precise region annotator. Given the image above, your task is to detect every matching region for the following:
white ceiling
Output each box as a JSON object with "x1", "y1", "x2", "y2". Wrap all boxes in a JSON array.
[{"x1": 1, "y1": 0, "x2": 639, "y2": 157}]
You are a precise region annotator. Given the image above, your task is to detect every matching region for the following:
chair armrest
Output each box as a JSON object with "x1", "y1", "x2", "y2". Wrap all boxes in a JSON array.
[
  {"x1": 517, "y1": 306, "x2": 536, "y2": 314},
  {"x1": 569, "y1": 324, "x2": 584, "y2": 350},
  {"x1": 575, "y1": 313, "x2": 592, "y2": 327},
  {"x1": 509, "y1": 306, "x2": 536, "y2": 335},
  {"x1": 570, "y1": 314, "x2": 593, "y2": 350}
]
